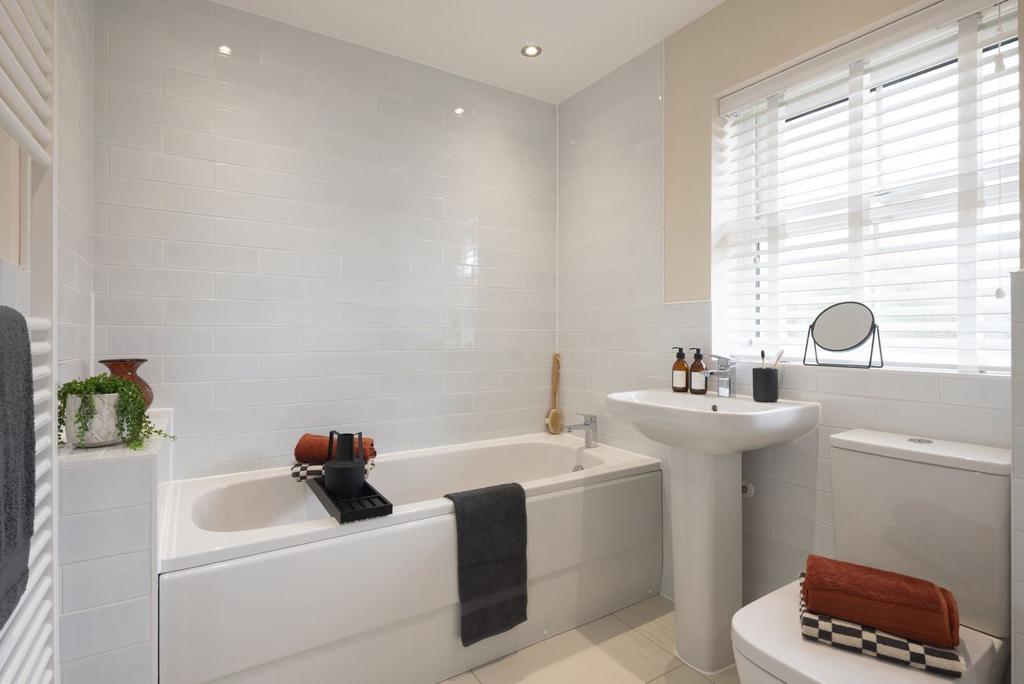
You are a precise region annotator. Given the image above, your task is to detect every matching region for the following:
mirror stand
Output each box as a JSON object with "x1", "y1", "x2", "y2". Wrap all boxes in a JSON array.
[{"x1": 803, "y1": 322, "x2": 884, "y2": 369}]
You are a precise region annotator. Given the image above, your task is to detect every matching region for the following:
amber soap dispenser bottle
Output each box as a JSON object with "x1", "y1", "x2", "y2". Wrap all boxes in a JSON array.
[
  {"x1": 671, "y1": 347, "x2": 688, "y2": 392},
  {"x1": 689, "y1": 348, "x2": 707, "y2": 395}
]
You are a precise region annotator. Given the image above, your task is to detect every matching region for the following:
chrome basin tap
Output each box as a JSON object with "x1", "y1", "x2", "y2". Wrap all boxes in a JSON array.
[
  {"x1": 565, "y1": 414, "x2": 598, "y2": 448},
  {"x1": 707, "y1": 355, "x2": 736, "y2": 398}
]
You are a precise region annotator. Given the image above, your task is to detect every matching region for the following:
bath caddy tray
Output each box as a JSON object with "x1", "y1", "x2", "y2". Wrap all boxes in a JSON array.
[{"x1": 307, "y1": 477, "x2": 393, "y2": 524}]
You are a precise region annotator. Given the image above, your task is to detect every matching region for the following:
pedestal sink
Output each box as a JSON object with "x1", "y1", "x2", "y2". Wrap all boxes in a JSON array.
[{"x1": 607, "y1": 389, "x2": 819, "y2": 674}]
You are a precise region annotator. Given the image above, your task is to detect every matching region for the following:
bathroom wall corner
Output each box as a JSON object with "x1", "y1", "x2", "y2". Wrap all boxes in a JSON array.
[
  {"x1": 92, "y1": 0, "x2": 556, "y2": 478},
  {"x1": 55, "y1": 0, "x2": 96, "y2": 385},
  {"x1": 1011, "y1": 269, "x2": 1024, "y2": 684},
  {"x1": 556, "y1": 42, "x2": 714, "y2": 598}
]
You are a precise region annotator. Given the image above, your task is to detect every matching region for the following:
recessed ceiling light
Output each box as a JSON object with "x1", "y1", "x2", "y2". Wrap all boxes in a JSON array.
[
  {"x1": 520, "y1": 44, "x2": 542, "y2": 58},
  {"x1": 453, "y1": 107, "x2": 465, "y2": 116},
  {"x1": 218, "y1": 45, "x2": 232, "y2": 56}
]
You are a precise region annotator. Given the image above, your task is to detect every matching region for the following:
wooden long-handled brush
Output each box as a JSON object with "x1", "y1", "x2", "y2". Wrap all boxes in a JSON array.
[{"x1": 545, "y1": 353, "x2": 562, "y2": 434}]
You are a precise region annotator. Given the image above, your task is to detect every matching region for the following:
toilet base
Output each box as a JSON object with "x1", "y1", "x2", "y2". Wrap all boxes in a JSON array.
[{"x1": 734, "y1": 651, "x2": 785, "y2": 684}]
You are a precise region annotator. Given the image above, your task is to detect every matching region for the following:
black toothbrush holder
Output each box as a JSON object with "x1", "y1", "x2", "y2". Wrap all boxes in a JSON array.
[{"x1": 752, "y1": 368, "x2": 779, "y2": 403}]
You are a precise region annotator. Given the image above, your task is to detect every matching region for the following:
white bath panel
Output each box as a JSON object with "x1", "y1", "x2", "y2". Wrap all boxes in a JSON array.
[{"x1": 159, "y1": 469, "x2": 662, "y2": 683}]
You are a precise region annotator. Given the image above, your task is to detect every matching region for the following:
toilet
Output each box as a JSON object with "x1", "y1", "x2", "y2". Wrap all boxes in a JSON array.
[{"x1": 731, "y1": 429, "x2": 1011, "y2": 684}]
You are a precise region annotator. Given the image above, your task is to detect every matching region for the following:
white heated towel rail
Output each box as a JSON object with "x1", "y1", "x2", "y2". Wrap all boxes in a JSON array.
[
  {"x1": 0, "y1": 316, "x2": 56, "y2": 683},
  {"x1": 0, "y1": 0, "x2": 51, "y2": 165}
]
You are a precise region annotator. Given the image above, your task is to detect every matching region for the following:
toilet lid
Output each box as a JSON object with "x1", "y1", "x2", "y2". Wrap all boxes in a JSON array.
[{"x1": 731, "y1": 581, "x2": 1006, "y2": 684}]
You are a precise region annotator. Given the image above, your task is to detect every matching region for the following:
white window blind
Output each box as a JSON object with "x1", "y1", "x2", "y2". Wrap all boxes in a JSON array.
[{"x1": 715, "y1": 1, "x2": 1019, "y2": 371}]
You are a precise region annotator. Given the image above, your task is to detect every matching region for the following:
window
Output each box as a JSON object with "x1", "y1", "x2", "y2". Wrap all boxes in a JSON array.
[{"x1": 715, "y1": 1, "x2": 1019, "y2": 371}]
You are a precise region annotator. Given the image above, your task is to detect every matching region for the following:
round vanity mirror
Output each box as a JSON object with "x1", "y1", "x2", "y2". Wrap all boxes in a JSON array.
[{"x1": 810, "y1": 302, "x2": 875, "y2": 352}]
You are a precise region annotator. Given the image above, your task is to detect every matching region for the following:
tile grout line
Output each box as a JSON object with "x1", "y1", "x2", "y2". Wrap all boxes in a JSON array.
[
  {"x1": 606, "y1": 613, "x2": 707, "y2": 683},
  {"x1": 460, "y1": 607, "x2": 685, "y2": 684},
  {"x1": 649, "y1": 662, "x2": 688, "y2": 683},
  {"x1": 610, "y1": 609, "x2": 722, "y2": 684},
  {"x1": 610, "y1": 611, "x2": 678, "y2": 659}
]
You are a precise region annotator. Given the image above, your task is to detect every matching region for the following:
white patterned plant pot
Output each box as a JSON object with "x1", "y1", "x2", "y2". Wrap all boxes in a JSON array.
[{"x1": 65, "y1": 393, "x2": 122, "y2": 448}]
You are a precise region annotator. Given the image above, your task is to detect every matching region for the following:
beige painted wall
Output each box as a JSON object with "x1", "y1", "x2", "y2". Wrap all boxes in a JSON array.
[{"x1": 663, "y1": 0, "x2": 927, "y2": 302}]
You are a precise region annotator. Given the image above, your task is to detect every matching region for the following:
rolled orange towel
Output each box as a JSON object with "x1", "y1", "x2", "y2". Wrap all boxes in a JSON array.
[
  {"x1": 294, "y1": 433, "x2": 376, "y2": 465},
  {"x1": 802, "y1": 554, "x2": 959, "y2": 648}
]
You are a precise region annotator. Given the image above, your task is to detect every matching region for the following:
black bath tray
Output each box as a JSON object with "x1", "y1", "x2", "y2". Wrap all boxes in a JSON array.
[{"x1": 307, "y1": 476, "x2": 393, "y2": 524}]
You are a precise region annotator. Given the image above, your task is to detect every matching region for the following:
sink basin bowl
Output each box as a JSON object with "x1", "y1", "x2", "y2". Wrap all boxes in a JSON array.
[
  {"x1": 607, "y1": 389, "x2": 820, "y2": 455},
  {"x1": 607, "y1": 387, "x2": 820, "y2": 674}
]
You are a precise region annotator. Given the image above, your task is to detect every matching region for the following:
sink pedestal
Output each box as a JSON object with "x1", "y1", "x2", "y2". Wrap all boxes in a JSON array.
[
  {"x1": 668, "y1": 447, "x2": 742, "y2": 674},
  {"x1": 606, "y1": 389, "x2": 820, "y2": 677}
]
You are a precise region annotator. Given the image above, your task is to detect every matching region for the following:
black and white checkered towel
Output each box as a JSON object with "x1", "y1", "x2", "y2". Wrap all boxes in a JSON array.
[
  {"x1": 290, "y1": 463, "x2": 323, "y2": 482},
  {"x1": 799, "y1": 575, "x2": 965, "y2": 678}
]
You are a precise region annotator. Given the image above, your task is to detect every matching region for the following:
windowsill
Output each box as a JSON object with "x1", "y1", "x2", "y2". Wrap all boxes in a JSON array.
[{"x1": 732, "y1": 358, "x2": 1010, "y2": 379}]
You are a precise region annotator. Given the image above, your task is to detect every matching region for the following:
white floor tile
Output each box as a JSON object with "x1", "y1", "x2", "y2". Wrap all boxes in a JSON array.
[
  {"x1": 650, "y1": 663, "x2": 709, "y2": 683},
  {"x1": 614, "y1": 596, "x2": 677, "y2": 657},
  {"x1": 707, "y1": 666, "x2": 741, "y2": 684},
  {"x1": 473, "y1": 615, "x2": 681, "y2": 684},
  {"x1": 441, "y1": 673, "x2": 482, "y2": 684}
]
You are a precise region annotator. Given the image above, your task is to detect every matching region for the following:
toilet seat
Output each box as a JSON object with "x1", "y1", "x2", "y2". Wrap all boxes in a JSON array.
[{"x1": 731, "y1": 581, "x2": 1007, "y2": 684}]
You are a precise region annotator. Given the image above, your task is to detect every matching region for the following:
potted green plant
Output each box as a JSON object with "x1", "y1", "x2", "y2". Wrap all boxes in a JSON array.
[{"x1": 58, "y1": 375, "x2": 173, "y2": 450}]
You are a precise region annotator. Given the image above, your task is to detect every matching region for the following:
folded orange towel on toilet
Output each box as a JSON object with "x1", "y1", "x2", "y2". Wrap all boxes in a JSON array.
[
  {"x1": 293, "y1": 433, "x2": 376, "y2": 465},
  {"x1": 802, "y1": 554, "x2": 959, "y2": 649}
]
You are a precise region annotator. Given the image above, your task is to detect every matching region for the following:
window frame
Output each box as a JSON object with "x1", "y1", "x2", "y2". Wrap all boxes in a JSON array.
[{"x1": 713, "y1": 16, "x2": 1019, "y2": 373}]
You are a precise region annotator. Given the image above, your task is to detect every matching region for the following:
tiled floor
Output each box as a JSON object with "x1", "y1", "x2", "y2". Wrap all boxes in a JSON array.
[{"x1": 442, "y1": 597, "x2": 741, "y2": 684}]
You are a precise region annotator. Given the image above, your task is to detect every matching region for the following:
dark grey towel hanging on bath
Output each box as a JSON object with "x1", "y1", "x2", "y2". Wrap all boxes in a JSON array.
[
  {"x1": 0, "y1": 306, "x2": 36, "y2": 629},
  {"x1": 444, "y1": 483, "x2": 527, "y2": 646}
]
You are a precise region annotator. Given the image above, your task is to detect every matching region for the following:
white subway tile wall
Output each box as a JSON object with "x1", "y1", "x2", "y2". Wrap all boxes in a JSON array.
[
  {"x1": 59, "y1": 454, "x2": 155, "y2": 682},
  {"x1": 734, "y1": 362, "x2": 1011, "y2": 604},
  {"x1": 57, "y1": 0, "x2": 96, "y2": 383},
  {"x1": 1012, "y1": 270, "x2": 1023, "y2": 684},
  {"x1": 557, "y1": 44, "x2": 713, "y2": 596},
  {"x1": 58, "y1": 412, "x2": 172, "y2": 682},
  {"x1": 93, "y1": 0, "x2": 556, "y2": 478}
]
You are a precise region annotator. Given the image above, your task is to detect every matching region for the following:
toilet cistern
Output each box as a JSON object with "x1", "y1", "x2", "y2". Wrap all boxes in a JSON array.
[{"x1": 606, "y1": 389, "x2": 820, "y2": 674}]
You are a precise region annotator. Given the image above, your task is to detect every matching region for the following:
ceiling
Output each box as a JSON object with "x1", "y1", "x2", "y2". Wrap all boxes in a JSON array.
[{"x1": 212, "y1": 0, "x2": 725, "y2": 103}]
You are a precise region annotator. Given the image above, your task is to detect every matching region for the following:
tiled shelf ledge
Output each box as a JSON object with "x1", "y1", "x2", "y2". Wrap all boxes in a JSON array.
[
  {"x1": 58, "y1": 407, "x2": 172, "y2": 684},
  {"x1": 59, "y1": 408, "x2": 173, "y2": 465}
]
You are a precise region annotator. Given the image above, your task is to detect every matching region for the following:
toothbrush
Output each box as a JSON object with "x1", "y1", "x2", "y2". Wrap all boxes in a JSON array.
[
  {"x1": 771, "y1": 350, "x2": 784, "y2": 368},
  {"x1": 761, "y1": 350, "x2": 766, "y2": 369}
]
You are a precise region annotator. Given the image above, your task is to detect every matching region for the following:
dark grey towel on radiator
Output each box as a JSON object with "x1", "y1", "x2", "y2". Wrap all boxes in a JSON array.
[
  {"x1": 0, "y1": 306, "x2": 35, "y2": 630},
  {"x1": 444, "y1": 483, "x2": 527, "y2": 646}
]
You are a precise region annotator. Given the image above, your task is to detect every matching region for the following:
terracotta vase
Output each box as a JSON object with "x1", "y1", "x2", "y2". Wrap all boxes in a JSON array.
[{"x1": 99, "y1": 358, "x2": 153, "y2": 409}]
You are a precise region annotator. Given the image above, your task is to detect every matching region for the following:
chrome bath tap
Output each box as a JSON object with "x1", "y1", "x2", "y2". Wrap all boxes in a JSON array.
[{"x1": 565, "y1": 414, "x2": 598, "y2": 448}]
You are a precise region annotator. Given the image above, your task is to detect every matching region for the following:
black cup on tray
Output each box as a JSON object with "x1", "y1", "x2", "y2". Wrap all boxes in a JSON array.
[
  {"x1": 322, "y1": 431, "x2": 365, "y2": 499},
  {"x1": 752, "y1": 368, "x2": 779, "y2": 403}
]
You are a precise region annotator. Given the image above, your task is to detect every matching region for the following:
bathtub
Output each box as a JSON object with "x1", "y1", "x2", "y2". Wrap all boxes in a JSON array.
[{"x1": 158, "y1": 432, "x2": 663, "y2": 683}]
